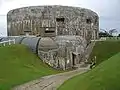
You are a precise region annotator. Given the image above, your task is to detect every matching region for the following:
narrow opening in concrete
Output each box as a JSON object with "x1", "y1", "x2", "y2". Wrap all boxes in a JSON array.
[
  {"x1": 45, "y1": 31, "x2": 55, "y2": 33},
  {"x1": 56, "y1": 18, "x2": 65, "y2": 22},
  {"x1": 86, "y1": 18, "x2": 91, "y2": 24}
]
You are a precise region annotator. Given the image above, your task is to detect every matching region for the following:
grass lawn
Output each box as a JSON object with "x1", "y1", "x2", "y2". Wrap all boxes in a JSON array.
[
  {"x1": 58, "y1": 52, "x2": 120, "y2": 90},
  {"x1": 0, "y1": 44, "x2": 61, "y2": 90},
  {"x1": 89, "y1": 41, "x2": 120, "y2": 65}
]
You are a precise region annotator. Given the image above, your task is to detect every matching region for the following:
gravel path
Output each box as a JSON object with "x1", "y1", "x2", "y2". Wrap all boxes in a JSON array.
[{"x1": 13, "y1": 66, "x2": 90, "y2": 90}]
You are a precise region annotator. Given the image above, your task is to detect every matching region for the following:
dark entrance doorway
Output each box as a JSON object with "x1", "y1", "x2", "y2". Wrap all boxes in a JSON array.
[{"x1": 72, "y1": 53, "x2": 76, "y2": 65}]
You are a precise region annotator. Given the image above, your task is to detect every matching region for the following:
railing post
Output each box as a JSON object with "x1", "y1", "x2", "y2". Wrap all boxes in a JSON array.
[
  {"x1": 8, "y1": 39, "x2": 11, "y2": 45},
  {"x1": 13, "y1": 39, "x2": 15, "y2": 44},
  {"x1": 0, "y1": 39, "x2": 15, "y2": 46},
  {"x1": 3, "y1": 43, "x2": 5, "y2": 46}
]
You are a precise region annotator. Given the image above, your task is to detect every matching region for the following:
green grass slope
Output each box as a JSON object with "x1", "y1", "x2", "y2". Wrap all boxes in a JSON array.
[
  {"x1": 89, "y1": 41, "x2": 120, "y2": 65},
  {"x1": 58, "y1": 52, "x2": 120, "y2": 90},
  {"x1": 0, "y1": 44, "x2": 60, "y2": 90}
]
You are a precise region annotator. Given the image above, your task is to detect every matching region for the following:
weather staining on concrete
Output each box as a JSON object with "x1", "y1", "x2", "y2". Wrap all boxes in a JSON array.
[
  {"x1": 6, "y1": 5, "x2": 99, "y2": 70},
  {"x1": 7, "y1": 5, "x2": 99, "y2": 40}
]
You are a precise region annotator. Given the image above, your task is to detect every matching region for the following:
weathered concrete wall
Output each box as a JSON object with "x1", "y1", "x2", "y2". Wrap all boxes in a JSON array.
[
  {"x1": 37, "y1": 36, "x2": 87, "y2": 70},
  {"x1": 7, "y1": 5, "x2": 99, "y2": 41}
]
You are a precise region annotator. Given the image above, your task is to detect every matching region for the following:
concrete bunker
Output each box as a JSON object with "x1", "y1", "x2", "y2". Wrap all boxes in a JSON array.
[{"x1": 6, "y1": 5, "x2": 99, "y2": 70}]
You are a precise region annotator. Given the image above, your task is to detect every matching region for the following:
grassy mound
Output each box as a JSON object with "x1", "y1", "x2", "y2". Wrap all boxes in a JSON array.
[
  {"x1": 0, "y1": 44, "x2": 60, "y2": 90},
  {"x1": 58, "y1": 52, "x2": 120, "y2": 90},
  {"x1": 89, "y1": 41, "x2": 120, "y2": 65}
]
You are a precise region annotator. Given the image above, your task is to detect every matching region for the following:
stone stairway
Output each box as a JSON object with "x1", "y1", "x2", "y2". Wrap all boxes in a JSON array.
[
  {"x1": 73, "y1": 41, "x2": 96, "y2": 69},
  {"x1": 84, "y1": 41, "x2": 96, "y2": 62},
  {"x1": 73, "y1": 62, "x2": 90, "y2": 69}
]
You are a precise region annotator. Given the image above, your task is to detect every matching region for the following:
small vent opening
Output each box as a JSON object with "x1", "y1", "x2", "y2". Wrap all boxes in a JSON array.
[{"x1": 56, "y1": 18, "x2": 65, "y2": 22}]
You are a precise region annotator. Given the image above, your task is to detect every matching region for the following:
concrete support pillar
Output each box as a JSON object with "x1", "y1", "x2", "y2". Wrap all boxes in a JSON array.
[
  {"x1": 93, "y1": 30, "x2": 96, "y2": 40},
  {"x1": 23, "y1": 21, "x2": 25, "y2": 30},
  {"x1": 30, "y1": 20, "x2": 32, "y2": 32},
  {"x1": 56, "y1": 22, "x2": 58, "y2": 35},
  {"x1": 70, "y1": 51, "x2": 73, "y2": 67}
]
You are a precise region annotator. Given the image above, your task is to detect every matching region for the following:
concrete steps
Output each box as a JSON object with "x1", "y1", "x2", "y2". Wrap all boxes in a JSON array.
[
  {"x1": 73, "y1": 62, "x2": 90, "y2": 69},
  {"x1": 84, "y1": 41, "x2": 96, "y2": 61}
]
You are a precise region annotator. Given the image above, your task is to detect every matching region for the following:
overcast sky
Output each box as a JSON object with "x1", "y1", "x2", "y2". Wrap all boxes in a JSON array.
[{"x1": 0, "y1": 0, "x2": 120, "y2": 36}]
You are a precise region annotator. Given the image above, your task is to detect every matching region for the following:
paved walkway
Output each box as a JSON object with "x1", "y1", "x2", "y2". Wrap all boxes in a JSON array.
[{"x1": 13, "y1": 66, "x2": 90, "y2": 90}]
